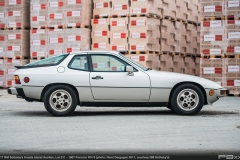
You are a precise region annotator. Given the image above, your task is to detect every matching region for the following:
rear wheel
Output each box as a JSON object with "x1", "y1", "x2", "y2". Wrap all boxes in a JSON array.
[
  {"x1": 43, "y1": 85, "x2": 77, "y2": 116},
  {"x1": 170, "y1": 83, "x2": 204, "y2": 115}
]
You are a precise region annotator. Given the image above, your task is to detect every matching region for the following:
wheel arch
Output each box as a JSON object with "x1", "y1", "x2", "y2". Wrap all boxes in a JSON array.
[
  {"x1": 41, "y1": 83, "x2": 80, "y2": 105},
  {"x1": 168, "y1": 82, "x2": 207, "y2": 105}
]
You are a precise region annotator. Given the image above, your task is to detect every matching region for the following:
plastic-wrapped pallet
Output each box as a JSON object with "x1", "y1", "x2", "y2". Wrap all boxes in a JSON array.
[
  {"x1": 0, "y1": 0, "x2": 6, "y2": 29},
  {"x1": 225, "y1": 0, "x2": 240, "y2": 18},
  {"x1": 172, "y1": 55, "x2": 185, "y2": 74},
  {"x1": 0, "y1": 30, "x2": 6, "y2": 57},
  {"x1": 224, "y1": 59, "x2": 240, "y2": 94},
  {"x1": 64, "y1": 28, "x2": 91, "y2": 53},
  {"x1": 174, "y1": 21, "x2": 187, "y2": 53},
  {"x1": 93, "y1": 0, "x2": 111, "y2": 18},
  {"x1": 30, "y1": 29, "x2": 47, "y2": 58},
  {"x1": 65, "y1": 0, "x2": 92, "y2": 28},
  {"x1": 175, "y1": 0, "x2": 188, "y2": 21},
  {"x1": 200, "y1": 58, "x2": 224, "y2": 85},
  {"x1": 129, "y1": 17, "x2": 160, "y2": 52},
  {"x1": 111, "y1": 0, "x2": 129, "y2": 17},
  {"x1": 0, "y1": 58, "x2": 5, "y2": 87},
  {"x1": 125, "y1": 54, "x2": 161, "y2": 70},
  {"x1": 200, "y1": 19, "x2": 224, "y2": 56},
  {"x1": 47, "y1": 29, "x2": 64, "y2": 57},
  {"x1": 129, "y1": 0, "x2": 158, "y2": 16},
  {"x1": 5, "y1": 30, "x2": 30, "y2": 58},
  {"x1": 110, "y1": 17, "x2": 128, "y2": 51},
  {"x1": 200, "y1": 0, "x2": 225, "y2": 17},
  {"x1": 5, "y1": 0, "x2": 30, "y2": 29},
  {"x1": 185, "y1": 0, "x2": 199, "y2": 23},
  {"x1": 157, "y1": 0, "x2": 177, "y2": 18},
  {"x1": 48, "y1": 0, "x2": 65, "y2": 28},
  {"x1": 224, "y1": 20, "x2": 240, "y2": 53},
  {"x1": 30, "y1": 0, "x2": 48, "y2": 29},
  {"x1": 159, "y1": 54, "x2": 174, "y2": 72},
  {"x1": 160, "y1": 19, "x2": 175, "y2": 53}
]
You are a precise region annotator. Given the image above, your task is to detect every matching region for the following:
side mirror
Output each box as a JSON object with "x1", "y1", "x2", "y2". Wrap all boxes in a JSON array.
[{"x1": 126, "y1": 66, "x2": 134, "y2": 76}]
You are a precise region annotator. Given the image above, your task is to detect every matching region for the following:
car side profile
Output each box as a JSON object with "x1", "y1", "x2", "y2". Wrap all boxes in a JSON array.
[{"x1": 8, "y1": 51, "x2": 228, "y2": 116}]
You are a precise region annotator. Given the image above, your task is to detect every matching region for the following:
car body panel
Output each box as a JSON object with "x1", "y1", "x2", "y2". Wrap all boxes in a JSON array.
[
  {"x1": 90, "y1": 72, "x2": 151, "y2": 101},
  {"x1": 10, "y1": 51, "x2": 227, "y2": 107}
]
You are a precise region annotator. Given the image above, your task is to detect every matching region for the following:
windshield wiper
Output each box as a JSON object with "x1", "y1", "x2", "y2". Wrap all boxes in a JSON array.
[{"x1": 147, "y1": 68, "x2": 152, "y2": 71}]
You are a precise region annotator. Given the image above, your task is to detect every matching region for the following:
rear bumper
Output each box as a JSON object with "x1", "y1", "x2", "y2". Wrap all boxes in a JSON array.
[{"x1": 8, "y1": 88, "x2": 26, "y2": 98}]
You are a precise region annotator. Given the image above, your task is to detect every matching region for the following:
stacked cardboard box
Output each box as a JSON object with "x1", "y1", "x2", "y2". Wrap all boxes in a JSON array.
[
  {"x1": 129, "y1": 17, "x2": 160, "y2": 52},
  {"x1": 30, "y1": 0, "x2": 92, "y2": 59},
  {"x1": 200, "y1": 0, "x2": 240, "y2": 95},
  {"x1": 0, "y1": 0, "x2": 30, "y2": 29},
  {"x1": 0, "y1": 0, "x2": 30, "y2": 88}
]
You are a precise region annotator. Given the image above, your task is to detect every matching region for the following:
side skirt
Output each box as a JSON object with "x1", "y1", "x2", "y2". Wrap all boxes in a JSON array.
[{"x1": 80, "y1": 102, "x2": 168, "y2": 107}]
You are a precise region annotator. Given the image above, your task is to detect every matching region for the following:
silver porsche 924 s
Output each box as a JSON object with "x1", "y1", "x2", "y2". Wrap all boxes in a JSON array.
[{"x1": 8, "y1": 51, "x2": 228, "y2": 116}]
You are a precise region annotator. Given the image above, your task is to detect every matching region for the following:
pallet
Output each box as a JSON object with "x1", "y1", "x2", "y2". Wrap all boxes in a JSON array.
[
  {"x1": 196, "y1": 54, "x2": 201, "y2": 58},
  {"x1": 228, "y1": 93, "x2": 240, "y2": 97},
  {"x1": 6, "y1": 27, "x2": 30, "y2": 30},
  {"x1": 225, "y1": 16, "x2": 240, "y2": 20},
  {"x1": 0, "y1": 86, "x2": 10, "y2": 89},
  {"x1": 130, "y1": 14, "x2": 161, "y2": 19},
  {"x1": 187, "y1": 20, "x2": 199, "y2": 25},
  {"x1": 128, "y1": 50, "x2": 160, "y2": 54},
  {"x1": 93, "y1": 15, "x2": 111, "y2": 19},
  {"x1": 176, "y1": 18, "x2": 187, "y2": 24},
  {"x1": 224, "y1": 54, "x2": 240, "y2": 59},
  {"x1": 30, "y1": 56, "x2": 47, "y2": 60},
  {"x1": 31, "y1": 26, "x2": 48, "y2": 29},
  {"x1": 160, "y1": 51, "x2": 174, "y2": 56},
  {"x1": 201, "y1": 54, "x2": 225, "y2": 59},
  {"x1": 162, "y1": 16, "x2": 176, "y2": 21},
  {"x1": 173, "y1": 52, "x2": 185, "y2": 56},
  {"x1": 185, "y1": 53, "x2": 196, "y2": 57},
  {"x1": 65, "y1": 25, "x2": 90, "y2": 29},
  {"x1": 201, "y1": 16, "x2": 225, "y2": 21},
  {"x1": 5, "y1": 56, "x2": 30, "y2": 60},
  {"x1": 111, "y1": 14, "x2": 128, "y2": 18},
  {"x1": 48, "y1": 25, "x2": 65, "y2": 29}
]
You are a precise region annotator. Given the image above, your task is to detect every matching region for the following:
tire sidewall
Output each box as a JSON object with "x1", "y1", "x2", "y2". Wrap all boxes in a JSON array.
[
  {"x1": 44, "y1": 85, "x2": 78, "y2": 116},
  {"x1": 171, "y1": 84, "x2": 204, "y2": 115}
]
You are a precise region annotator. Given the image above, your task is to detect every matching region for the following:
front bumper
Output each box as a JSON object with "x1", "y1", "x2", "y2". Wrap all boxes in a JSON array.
[
  {"x1": 205, "y1": 88, "x2": 229, "y2": 105},
  {"x1": 8, "y1": 88, "x2": 26, "y2": 98}
]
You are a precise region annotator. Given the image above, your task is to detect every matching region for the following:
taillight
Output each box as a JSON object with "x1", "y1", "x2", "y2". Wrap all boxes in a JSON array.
[{"x1": 14, "y1": 75, "x2": 21, "y2": 84}]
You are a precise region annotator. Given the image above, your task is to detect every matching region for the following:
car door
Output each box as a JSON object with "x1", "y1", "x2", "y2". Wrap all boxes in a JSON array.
[{"x1": 89, "y1": 53, "x2": 151, "y2": 101}]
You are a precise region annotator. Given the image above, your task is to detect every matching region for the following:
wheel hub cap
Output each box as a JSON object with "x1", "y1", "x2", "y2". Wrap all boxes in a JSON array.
[
  {"x1": 49, "y1": 89, "x2": 72, "y2": 112},
  {"x1": 177, "y1": 89, "x2": 199, "y2": 111}
]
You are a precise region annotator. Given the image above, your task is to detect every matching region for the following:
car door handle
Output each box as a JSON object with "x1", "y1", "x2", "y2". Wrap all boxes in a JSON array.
[{"x1": 92, "y1": 76, "x2": 104, "y2": 80}]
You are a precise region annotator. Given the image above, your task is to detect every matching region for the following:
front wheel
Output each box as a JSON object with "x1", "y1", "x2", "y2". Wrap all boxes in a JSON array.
[
  {"x1": 43, "y1": 85, "x2": 78, "y2": 116},
  {"x1": 170, "y1": 84, "x2": 204, "y2": 115}
]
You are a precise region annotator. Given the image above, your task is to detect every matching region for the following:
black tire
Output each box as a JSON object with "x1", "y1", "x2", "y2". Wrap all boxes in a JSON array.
[
  {"x1": 170, "y1": 83, "x2": 204, "y2": 115},
  {"x1": 43, "y1": 85, "x2": 78, "y2": 117},
  {"x1": 167, "y1": 103, "x2": 174, "y2": 111}
]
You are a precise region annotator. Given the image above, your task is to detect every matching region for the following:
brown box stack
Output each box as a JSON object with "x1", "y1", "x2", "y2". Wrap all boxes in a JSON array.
[
  {"x1": 30, "y1": 0, "x2": 92, "y2": 60},
  {"x1": 110, "y1": 17, "x2": 128, "y2": 51},
  {"x1": 31, "y1": 0, "x2": 48, "y2": 29},
  {"x1": 129, "y1": 17, "x2": 160, "y2": 52},
  {"x1": 200, "y1": 0, "x2": 240, "y2": 96},
  {"x1": 0, "y1": 0, "x2": 30, "y2": 88}
]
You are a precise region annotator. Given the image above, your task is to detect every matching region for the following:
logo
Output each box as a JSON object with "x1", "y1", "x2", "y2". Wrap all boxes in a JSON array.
[{"x1": 218, "y1": 155, "x2": 240, "y2": 159}]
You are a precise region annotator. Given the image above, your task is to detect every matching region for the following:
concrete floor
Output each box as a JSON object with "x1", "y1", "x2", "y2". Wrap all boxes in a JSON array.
[{"x1": 0, "y1": 89, "x2": 240, "y2": 158}]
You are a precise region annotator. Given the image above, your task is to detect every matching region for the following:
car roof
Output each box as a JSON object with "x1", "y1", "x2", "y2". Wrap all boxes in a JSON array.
[{"x1": 70, "y1": 51, "x2": 120, "y2": 55}]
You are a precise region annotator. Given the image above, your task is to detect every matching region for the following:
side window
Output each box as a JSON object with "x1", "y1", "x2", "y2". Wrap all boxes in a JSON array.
[
  {"x1": 69, "y1": 55, "x2": 89, "y2": 71},
  {"x1": 91, "y1": 55, "x2": 128, "y2": 72}
]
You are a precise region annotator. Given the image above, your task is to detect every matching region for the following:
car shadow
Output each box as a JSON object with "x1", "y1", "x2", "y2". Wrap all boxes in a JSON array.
[{"x1": 12, "y1": 109, "x2": 239, "y2": 117}]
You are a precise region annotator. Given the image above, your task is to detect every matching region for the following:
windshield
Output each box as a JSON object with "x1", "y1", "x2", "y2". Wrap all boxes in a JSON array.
[
  {"x1": 118, "y1": 53, "x2": 148, "y2": 71},
  {"x1": 25, "y1": 54, "x2": 68, "y2": 67}
]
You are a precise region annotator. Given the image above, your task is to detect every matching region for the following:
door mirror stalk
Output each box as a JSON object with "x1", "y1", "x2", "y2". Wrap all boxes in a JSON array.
[{"x1": 126, "y1": 66, "x2": 134, "y2": 76}]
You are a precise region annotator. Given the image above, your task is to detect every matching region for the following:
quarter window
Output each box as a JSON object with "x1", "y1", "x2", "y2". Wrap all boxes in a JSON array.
[
  {"x1": 69, "y1": 55, "x2": 89, "y2": 71},
  {"x1": 91, "y1": 55, "x2": 128, "y2": 72}
]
